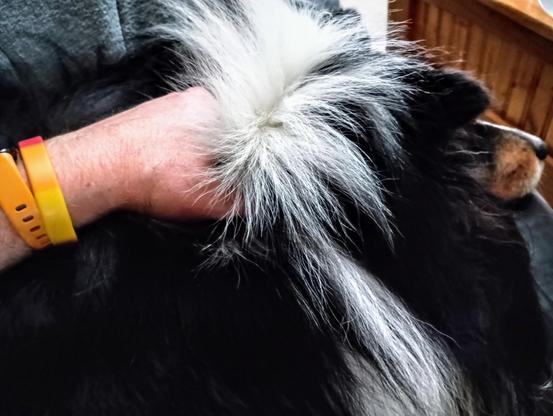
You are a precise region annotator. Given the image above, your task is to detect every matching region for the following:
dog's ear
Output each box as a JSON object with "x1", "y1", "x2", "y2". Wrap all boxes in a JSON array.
[{"x1": 405, "y1": 67, "x2": 491, "y2": 131}]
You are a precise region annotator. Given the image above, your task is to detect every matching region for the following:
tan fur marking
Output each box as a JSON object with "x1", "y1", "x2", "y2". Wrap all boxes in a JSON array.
[{"x1": 489, "y1": 132, "x2": 542, "y2": 199}]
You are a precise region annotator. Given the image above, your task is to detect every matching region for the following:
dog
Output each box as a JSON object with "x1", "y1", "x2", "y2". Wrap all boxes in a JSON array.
[{"x1": 0, "y1": 0, "x2": 550, "y2": 414}]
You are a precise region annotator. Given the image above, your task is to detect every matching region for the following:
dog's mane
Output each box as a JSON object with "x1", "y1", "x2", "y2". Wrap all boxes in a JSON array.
[{"x1": 155, "y1": 1, "x2": 477, "y2": 414}]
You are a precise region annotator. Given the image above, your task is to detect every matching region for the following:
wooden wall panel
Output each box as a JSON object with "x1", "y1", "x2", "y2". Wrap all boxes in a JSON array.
[
  {"x1": 547, "y1": 117, "x2": 553, "y2": 144},
  {"x1": 412, "y1": 1, "x2": 427, "y2": 43},
  {"x1": 389, "y1": 0, "x2": 412, "y2": 24},
  {"x1": 504, "y1": 54, "x2": 541, "y2": 125},
  {"x1": 525, "y1": 64, "x2": 553, "y2": 134},
  {"x1": 464, "y1": 25, "x2": 486, "y2": 71},
  {"x1": 540, "y1": 162, "x2": 553, "y2": 204},
  {"x1": 490, "y1": 45, "x2": 520, "y2": 113}
]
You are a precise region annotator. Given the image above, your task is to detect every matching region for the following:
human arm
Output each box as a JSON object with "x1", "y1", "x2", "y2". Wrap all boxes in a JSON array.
[{"x1": 0, "y1": 87, "x2": 223, "y2": 271}]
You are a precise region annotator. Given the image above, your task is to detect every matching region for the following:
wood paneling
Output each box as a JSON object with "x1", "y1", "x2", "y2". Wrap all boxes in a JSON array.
[
  {"x1": 476, "y1": 0, "x2": 553, "y2": 42},
  {"x1": 392, "y1": 0, "x2": 553, "y2": 203},
  {"x1": 539, "y1": 161, "x2": 553, "y2": 204},
  {"x1": 389, "y1": 0, "x2": 412, "y2": 23}
]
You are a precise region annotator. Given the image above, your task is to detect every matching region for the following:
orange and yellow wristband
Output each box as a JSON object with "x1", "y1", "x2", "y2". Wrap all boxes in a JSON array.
[
  {"x1": 18, "y1": 137, "x2": 77, "y2": 246},
  {"x1": 0, "y1": 149, "x2": 51, "y2": 249}
]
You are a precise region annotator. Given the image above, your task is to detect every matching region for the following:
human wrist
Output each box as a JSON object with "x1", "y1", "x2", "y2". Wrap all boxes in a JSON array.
[
  {"x1": 38, "y1": 128, "x2": 128, "y2": 228},
  {"x1": 0, "y1": 130, "x2": 126, "y2": 269}
]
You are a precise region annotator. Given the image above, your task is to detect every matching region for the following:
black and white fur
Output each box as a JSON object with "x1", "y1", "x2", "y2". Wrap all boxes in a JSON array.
[{"x1": 0, "y1": 0, "x2": 549, "y2": 415}]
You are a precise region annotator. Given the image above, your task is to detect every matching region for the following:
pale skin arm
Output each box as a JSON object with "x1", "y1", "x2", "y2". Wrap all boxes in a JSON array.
[{"x1": 0, "y1": 87, "x2": 225, "y2": 271}]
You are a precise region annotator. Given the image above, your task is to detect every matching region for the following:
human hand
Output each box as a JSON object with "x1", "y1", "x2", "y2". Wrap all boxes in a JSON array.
[{"x1": 44, "y1": 87, "x2": 226, "y2": 227}]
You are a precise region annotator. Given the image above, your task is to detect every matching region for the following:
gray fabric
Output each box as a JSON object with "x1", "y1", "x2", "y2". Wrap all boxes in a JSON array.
[
  {"x1": 516, "y1": 194, "x2": 553, "y2": 416},
  {"x1": 516, "y1": 194, "x2": 553, "y2": 356},
  {"x1": 0, "y1": 0, "x2": 167, "y2": 91},
  {"x1": 0, "y1": 0, "x2": 339, "y2": 91}
]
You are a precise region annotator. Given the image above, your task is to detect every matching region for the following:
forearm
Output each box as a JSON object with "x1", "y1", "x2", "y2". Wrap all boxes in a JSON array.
[
  {"x1": 0, "y1": 129, "x2": 124, "y2": 272},
  {"x1": 0, "y1": 89, "x2": 222, "y2": 273}
]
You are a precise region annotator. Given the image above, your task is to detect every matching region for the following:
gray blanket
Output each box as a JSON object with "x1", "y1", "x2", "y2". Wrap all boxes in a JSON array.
[
  {"x1": 0, "y1": 0, "x2": 339, "y2": 91},
  {"x1": 0, "y1": 0, "x2": 169, "y2": 90}
]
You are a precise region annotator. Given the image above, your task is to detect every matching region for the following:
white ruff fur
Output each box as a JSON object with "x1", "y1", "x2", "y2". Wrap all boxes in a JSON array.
[{"x1": 157, "y1": 0, "x2": 476, "y2": 414}]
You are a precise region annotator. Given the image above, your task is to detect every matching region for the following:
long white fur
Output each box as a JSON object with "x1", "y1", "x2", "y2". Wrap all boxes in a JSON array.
[{"x1": 157, "y1": 0, "x2": 475, "y2": 414}]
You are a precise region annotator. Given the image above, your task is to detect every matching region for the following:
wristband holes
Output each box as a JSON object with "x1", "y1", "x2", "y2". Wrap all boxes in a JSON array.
[
  {"x1": 22, "y1": 215, "x2": 34, "y2": 222},
  {"x1": 36, "y1": 234, "x2": 47, "y2": 241},
  {"x1": 15, "y1": 204, "x2": 27, "y2": 212},
  {"x1": 30, "y1": 225, "x2": 41, "y2": 232}
]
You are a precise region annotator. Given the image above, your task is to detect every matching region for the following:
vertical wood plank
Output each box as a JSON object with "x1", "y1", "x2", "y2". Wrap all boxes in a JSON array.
[
  {"x1": 413, "y1": 0, "x2": 428, "y2": 42},
  {"x1": 540, "y1": 170, "x2": 551, "y2": 201},
  {"x1": 389, "y1": 0, "x2": 413, "y2": 24},
  {"x1": 482, "y1": 35, "x2": 502, "y2": 89},
  {"x1": 539, "y1": 73, "x2": 553, "y2": 142},
  {"x1": 474, "y1": 31, "x2": 491, "y2": 81},
  {"x1": 505, "y1": 54, "x2": 541, "y2": 125},
  {"x1": 524, "y1": 64, "x2": 553, "y2": 136},
  {"x1": 519, "y1": 62, "x2": 544, "y2": 132},
  {"x1": 539, "y1": 162, "x2": 553, "y2": 204},
  {"x1": 425, "y1": 3, "x2": 440, "y2": 47},
  {"x1": 440, "y1": 10, "x2": 454, "y2": 47},
  {"x1": 546, "y1": 113, "x2": 553, "y2": 145},
  {"x1": 487, "y1": 42, "x2": 519, "y2": 114},
  {"x1": 456, "y1": 18, "x2": 471, "y2": 67},
  {"x1": 464, "y1": 25, "x2": 485, "y2": 74}
]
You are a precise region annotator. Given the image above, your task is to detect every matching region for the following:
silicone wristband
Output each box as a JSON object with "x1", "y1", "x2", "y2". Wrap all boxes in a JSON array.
[
  {"x1": 0, "y1": 149, "x2": 51, "y2": 249},
  {"x1": 18, "y1": 137, "x2": 78, "y2": 245}
]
